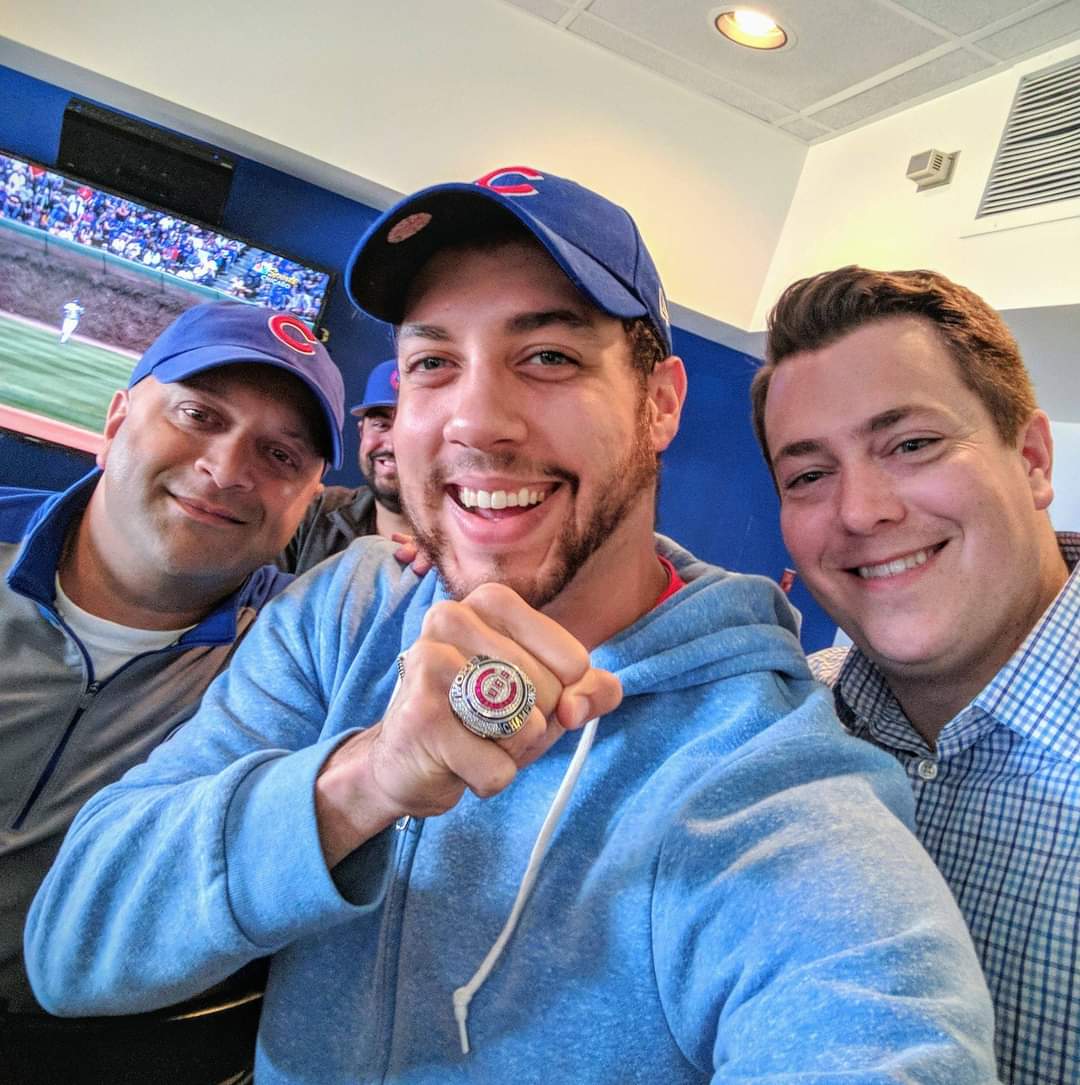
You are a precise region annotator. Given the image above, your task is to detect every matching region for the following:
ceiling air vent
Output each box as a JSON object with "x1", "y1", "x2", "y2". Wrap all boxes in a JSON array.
[{"x1": 977, "y1": 54, "x2": 1080, "y2": 218}]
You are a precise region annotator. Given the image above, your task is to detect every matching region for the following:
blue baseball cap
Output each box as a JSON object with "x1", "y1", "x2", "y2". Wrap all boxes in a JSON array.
[
  {"x1": 350, "y1": 358, "x2": 399, "y2": 418},
  {"x1": 346, "y1": 165, "x2": 672, "y2": 355},
  {"x1": 129, "y1": 301, "x2": 345, "y2": 468}
]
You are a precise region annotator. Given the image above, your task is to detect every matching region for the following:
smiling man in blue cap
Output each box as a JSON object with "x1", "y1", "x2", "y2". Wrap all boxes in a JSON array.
[
  {"x1": 29, "y1": 170, "x2": 997, "y2": 1083},
  {"x1": 0, "y1": 300, "x2": 344, "y2": 1083},
  {"x1": 279, "y1": 358, "x2": 412, "y2": 575}
]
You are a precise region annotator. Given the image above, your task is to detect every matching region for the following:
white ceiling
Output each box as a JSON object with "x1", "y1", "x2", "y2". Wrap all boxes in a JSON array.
[{"x1": 500, "y1": 0, "x2": 1080, "y2": 142}]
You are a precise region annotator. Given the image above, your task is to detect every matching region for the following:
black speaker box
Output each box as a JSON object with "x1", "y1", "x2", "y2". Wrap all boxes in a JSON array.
[{"x1": 58, "y1": 99, "x2": 235, "y2": 227}]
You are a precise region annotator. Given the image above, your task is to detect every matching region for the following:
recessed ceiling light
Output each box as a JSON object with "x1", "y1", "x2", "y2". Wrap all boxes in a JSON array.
[{"x1": 714, "y1": 9, "x2": 789, "y2": 50}]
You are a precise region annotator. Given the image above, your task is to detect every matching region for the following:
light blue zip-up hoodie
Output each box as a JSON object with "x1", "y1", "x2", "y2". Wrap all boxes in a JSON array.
[{"x1": 27, "y1": 537, "x2": 998, "y2": 1083}]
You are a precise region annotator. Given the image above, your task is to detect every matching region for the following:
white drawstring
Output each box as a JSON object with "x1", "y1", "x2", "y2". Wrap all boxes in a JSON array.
[{"x1": 452, "y1": 717, "x2": 601, "y2": 1054}]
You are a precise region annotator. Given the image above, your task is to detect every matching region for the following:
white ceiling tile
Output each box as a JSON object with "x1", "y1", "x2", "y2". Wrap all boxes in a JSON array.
[
  {"x1": 974, "y1": 0, "x2": 1080, "y2": 56},
  {"x1": 810, "y1": 48, "x2": 992, "y2": 127},
  {"x1": 779, "y1": 117, "x2": 835, "y2": 141},
  {"x1": 570, "y1": 12, "x2": 792, "y2": 121},
  {"x1": 501, "y1": 0, "x2": 1080, "y2": 142},
  {"x1": 500, "y1": 0, "x2": 570, "y2": 22},
  {"x1": 887, "y1": 0, "x2": 1042, "y2": 36},
  {"x1": 582, "y1": 0, "x2": 948, "y2": 109}
]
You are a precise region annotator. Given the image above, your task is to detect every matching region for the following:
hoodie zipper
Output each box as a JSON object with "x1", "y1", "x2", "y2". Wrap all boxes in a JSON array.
[
  {"x1": 373, "y1": 815, "x2": 423, "y2": 1082},
  {"x1": 11, "y1": 680, "x2": 102, "y2": 830},
  {"x1": 9, "y1": 612, "x2": 231, "y2": 832}
]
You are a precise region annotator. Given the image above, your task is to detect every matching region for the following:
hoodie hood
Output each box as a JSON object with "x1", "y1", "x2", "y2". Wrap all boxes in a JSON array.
[{"x1": 593, "y1": 535, "x2": 810, "y2": 699}]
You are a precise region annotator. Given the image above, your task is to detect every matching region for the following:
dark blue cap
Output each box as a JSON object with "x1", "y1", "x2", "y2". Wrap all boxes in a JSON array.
[
  {"x1": 350, "y1": 358, "x2": 399, "y2": 417},
  {"x1": 129, "y1": 302, "x2": 345, "y2": 468},
  {"x1": 346, "y1": 166, "x2": 672, "y2": 355}
]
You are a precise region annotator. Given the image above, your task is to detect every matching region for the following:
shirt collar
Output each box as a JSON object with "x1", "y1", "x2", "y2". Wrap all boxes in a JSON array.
[
  {"x1": 835, "y1": 532, "x2": 1080, "y2": 762},
  {"x1": 974, "y1": 533, "x2": 1080, "y2": 760},
  {"x1": 7, "y1": 470, "x2": 99, "y2": 606}
]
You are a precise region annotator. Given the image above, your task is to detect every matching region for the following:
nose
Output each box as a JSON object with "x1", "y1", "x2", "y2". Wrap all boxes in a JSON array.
[
  {"x1": 369, "y1": 429, "x2": 393, "y2": 455},
  {"x1": 836, "y1": 461, "x2": 905, "y2": 535},
  {"x1": 193, "y1": 433, "x2": 256, "y2": 491},
  {"x1": 442, "y1": 363, "x2": 528, "y2": 450}
]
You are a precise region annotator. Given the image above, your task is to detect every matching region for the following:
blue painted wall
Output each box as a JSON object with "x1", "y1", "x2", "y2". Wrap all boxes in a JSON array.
[
  {"x1": 0, "y1": 63, "x2": 835, "y2": 650},
  {"x1": 661, "y1": 326, "x2": 834, "y2": 649}
]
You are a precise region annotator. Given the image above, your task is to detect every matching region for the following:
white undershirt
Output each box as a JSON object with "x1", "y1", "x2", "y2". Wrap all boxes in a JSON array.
[{"x1": 54, "y1": 574, "x2": 196, "y2": 681}]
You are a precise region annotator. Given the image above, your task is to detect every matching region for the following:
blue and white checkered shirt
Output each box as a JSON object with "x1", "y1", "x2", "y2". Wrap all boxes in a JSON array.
[{"x1": 811, "y1": 533, "x2": 1080, "y2": 1085}]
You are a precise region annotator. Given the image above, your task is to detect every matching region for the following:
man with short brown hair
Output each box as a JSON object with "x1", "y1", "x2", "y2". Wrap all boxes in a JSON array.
[{"x1": 755, "y1": 265, "x2": 1078, "y2": 1085}]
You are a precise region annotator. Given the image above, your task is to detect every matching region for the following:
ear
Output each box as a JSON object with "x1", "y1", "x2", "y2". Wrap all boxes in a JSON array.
[
  {"x1": 645, "y1": 356, "x2": 687, "y2": 453},
  {"x1": 1018, "y1": 409, "x2": 1055, "y2": 512},
  {"x1": 96, "y1": 389, "x2": 131, "y2": 469}
]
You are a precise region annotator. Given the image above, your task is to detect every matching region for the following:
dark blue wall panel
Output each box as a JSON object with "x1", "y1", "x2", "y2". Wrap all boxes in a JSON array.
[
  {"x1": 660, "y1": 327, "x2": 835, "y2": 651},
  {"x1": 0, "y1": 66, "x2": 70, "y2": 164},
  {"x1": 0, "y1": 62, "x2": 835, "y2": 650},
  {"x1": 0, "y1": 429, "x2": 95, "y2": 491}
]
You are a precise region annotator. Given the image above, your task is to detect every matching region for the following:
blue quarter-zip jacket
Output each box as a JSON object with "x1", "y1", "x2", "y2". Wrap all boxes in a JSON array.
[
  {"x1": 27, "y1": 537, "x2": 998, "y2": 1081},
  {"x1": 1, "y1": 471, "x2": 289, "y2": 1010}
]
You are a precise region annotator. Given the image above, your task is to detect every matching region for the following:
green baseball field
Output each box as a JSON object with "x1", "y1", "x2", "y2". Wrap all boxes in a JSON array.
[{"x1": 0, "y1": 311, "x2": 136, "y2": 434}]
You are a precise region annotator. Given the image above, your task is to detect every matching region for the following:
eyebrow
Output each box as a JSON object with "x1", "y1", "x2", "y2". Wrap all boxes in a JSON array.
[
  {"x1": 772, "y1": 406, "x2": 922, "y2": 464},
  {"x1": 277, "y1": 426, "x2": 318, "y2": 449},
  {"x1": 398, "y1": 309, "x2": 598, "y2": 342},
  {"x1": 507, "y1": 309, "x2": 597, "y2": 334},
  {"x1": 175, "y1": 379, "x2": 320, "y2": 454},
  {"x1": 398, "y1": 322, "x2": 451, "y2": 341}
]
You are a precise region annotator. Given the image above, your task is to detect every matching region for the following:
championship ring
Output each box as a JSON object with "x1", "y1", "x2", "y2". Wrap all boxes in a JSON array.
[{"x1": 449, "y1": 656, "x2": 536, "y2": 739}]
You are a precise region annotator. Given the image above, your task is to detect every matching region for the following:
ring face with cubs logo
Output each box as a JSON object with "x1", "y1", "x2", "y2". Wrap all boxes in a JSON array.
[{"x1": 449, "y1": 656, "x2": 536, "y2": 739}]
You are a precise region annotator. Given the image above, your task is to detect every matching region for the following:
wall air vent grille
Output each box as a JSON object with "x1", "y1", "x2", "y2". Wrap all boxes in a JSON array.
[{"x1": 977, "y1": 55, "x2": 1080, "y2": 218}]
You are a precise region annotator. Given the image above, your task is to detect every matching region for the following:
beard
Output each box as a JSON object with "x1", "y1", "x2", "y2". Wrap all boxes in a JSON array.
[
  {"x1": 403, "y1": 400, "x2": 657, "y2": 610},
  {"x1": 361, "y1": 454, "x2": 403, "y2": 515}
]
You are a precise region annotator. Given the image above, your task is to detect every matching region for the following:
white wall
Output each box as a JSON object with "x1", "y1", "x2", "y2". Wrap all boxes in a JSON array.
[
  {"x1": 0, "y1": 0, "x2": 806, "y2": 334},
  {"x1": 1051, "y1": 421, "x2": 1080, "y2": 531},
  {"x1": 756, "y1": 38, "x2": 1080, "y2": 328}
]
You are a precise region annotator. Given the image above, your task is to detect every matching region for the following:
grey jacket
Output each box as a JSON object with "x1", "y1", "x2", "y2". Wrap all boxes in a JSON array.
[
  {"x1": 276, "y1": 485, "x2": 378, "y2": 575},
  {"x1": 0, "y1": 472, "x2": 289, "y2": 1011}
]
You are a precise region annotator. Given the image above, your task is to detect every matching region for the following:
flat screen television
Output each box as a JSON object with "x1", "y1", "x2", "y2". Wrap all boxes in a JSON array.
[{"x1": 0, "y1": 147, "x2": 333, "y2": 452}]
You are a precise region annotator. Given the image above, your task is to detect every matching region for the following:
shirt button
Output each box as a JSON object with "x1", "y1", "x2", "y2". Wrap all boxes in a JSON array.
[{"x1": 916, "y1": 759, "x2": 939, "y2": 781}]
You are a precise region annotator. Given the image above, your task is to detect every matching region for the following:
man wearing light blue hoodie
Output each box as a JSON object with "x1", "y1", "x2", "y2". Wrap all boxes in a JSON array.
[{"x1": 27, "y1": 167, "x2": 999, "y2": 1083}]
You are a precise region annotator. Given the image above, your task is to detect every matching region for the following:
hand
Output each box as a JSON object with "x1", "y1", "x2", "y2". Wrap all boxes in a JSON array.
[
  {"x1": 315, "y1": 583, "x2": 622, "y2": 866},
  {"x1": 392, "y1": 532, "x2": 433, "y2": 576}
]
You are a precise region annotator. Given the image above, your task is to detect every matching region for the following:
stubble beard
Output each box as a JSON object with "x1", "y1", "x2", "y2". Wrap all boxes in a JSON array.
[
  {"x1": 403, "y1": 403, "x2": 657, "y2": 609},
  {"x1": 362, "y1": 454, "x2": 403, "y2": 515}
]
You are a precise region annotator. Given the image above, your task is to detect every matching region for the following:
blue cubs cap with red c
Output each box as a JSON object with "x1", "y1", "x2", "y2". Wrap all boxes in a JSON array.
[
  {"x1": 350, "y1": 358, "x2": 399, "y2": 417},
  {"x1": 345, "y1": 165, "x2": 672, "y2": 356},
  {"x1": 129, "y1": 301, "x2": 345, "y2": 468}
]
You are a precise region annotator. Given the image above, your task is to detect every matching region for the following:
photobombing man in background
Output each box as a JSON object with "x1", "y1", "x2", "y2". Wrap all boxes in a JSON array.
[
  {"x1": 751, "y1": 265, "x2": 1078, "y2": 1085},
  {"x1": 28, "y1": 171, "x2": 997, "y2": 1083},
  {"x1": 279, "y1": 358, "x2": 412, "y2": 575},
  {"x1": 0, "y1": 301, "x2": 344, "y2": 1084}
]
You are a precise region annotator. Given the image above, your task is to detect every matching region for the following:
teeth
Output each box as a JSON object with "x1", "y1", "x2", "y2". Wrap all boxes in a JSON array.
[
  {"x1": 459, "y1": 487, "x2": 548, "y2": 510},
  {"x1": 858, "y1": 548, "x2": 933, "y2": 580}
]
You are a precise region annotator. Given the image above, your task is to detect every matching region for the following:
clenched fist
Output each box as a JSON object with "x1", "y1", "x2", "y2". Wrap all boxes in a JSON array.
[{"x1": 315, "y1": 583, "x2": 622, "y2": 866}]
